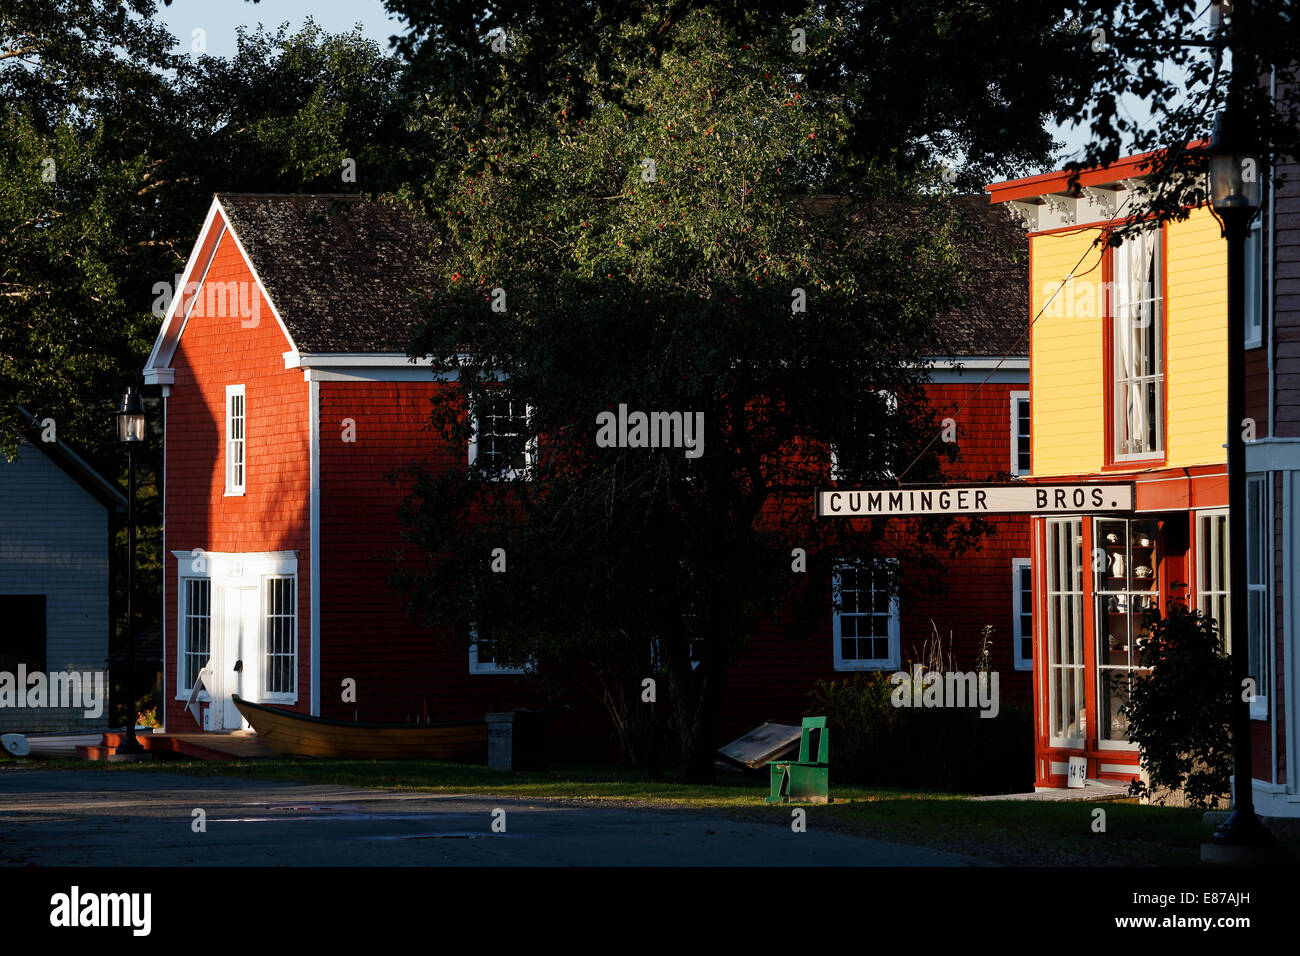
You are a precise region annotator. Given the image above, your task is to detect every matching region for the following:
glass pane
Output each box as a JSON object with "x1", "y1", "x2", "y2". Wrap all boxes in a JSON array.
[{"x1": 1248, "y1": 590, "x2": 1266, "y2": 696}]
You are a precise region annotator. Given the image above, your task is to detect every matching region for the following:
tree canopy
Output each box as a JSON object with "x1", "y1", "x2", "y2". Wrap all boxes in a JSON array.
[{"x1": 393, "y1": 8, "x2": 999, "y2": 778}]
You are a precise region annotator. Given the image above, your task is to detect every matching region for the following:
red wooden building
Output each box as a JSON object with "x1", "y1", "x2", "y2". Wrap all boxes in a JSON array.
[{"x1": 143, "y1": 193, "x2": 1032, "y2": 755}]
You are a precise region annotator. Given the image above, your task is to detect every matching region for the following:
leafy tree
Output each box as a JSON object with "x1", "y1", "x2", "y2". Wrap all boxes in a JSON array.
[
  {"x1": 180, "y1": 21, "x2": 416, "y2": 194},
  {"x1": 1, "y1": 0, "x2": 181, "y2": 454},
  {"x1": 387, "y1": 0, "x2": 1300, "y2": 226},
  {"x1": 1121, "y1": 604, "x2": 1234, "y2": 808},
  {"x1": 2, "y1": 6, "x2": 416, "y2": 717},
  {"x1": 394, "y1": 9, "x2": 998, "y2": 780}
]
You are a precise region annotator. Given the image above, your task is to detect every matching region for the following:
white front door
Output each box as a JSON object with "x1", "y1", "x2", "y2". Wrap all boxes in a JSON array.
[{"x1": 215, "y1": 586, "x2": 260, "y2": 730}]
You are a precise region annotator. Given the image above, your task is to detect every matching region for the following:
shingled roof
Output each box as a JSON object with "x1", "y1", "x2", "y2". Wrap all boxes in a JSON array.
[
  {"x1": 215, "y1": 192, "x2": 1025, "y2": 359},
  {"x1": 926, "y1": 195, "x2": 1029, "y2": 359},
  {"x1": 217, "y1": 193, "x2": 440, "y2": 354}
]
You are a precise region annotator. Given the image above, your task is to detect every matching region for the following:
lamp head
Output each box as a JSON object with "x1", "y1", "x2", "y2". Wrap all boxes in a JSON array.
[{"x1": 116, "y1": 387, "x2": 145, "y2": 444}]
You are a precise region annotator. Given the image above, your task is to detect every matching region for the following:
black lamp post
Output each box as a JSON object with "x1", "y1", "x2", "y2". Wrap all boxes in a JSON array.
[
  {"x1": 114, "y1": 386, "x2": 146, "y2": 756},
  {"x1": 1204, "y1": 109, "x2": 1274, "y2": 856}
]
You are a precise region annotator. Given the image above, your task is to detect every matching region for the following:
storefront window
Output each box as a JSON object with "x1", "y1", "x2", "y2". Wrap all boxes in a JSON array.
[
  {"x1": 1094, "y1": 517, "x2": 1158, "y2": 742},
  {"x1": 1046, "y1": 518, "x2": 1085, "y2": 743},
  {"x1": 1196, "y1": 510, "x2": 1229, "y2": 650}
]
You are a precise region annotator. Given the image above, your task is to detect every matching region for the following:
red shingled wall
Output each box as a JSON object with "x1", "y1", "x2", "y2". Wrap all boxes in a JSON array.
[
  {"x1": 160, "y1": 219, "x2": 1029, "y2": 755},
  {"x1": 316, "y1": 380, "x2": 615, "y2": 756},
  {"x1": 163, "y1": 227, "x2": 312, "y2": 732},
  {"x1": 719, "y1": 379, "x2": 1032, "y2": 738}
]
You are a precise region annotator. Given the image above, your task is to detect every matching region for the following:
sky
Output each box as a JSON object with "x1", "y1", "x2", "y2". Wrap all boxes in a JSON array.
[{"x1": 153, "y1": 0, "x2": 1188, "y2": 177}]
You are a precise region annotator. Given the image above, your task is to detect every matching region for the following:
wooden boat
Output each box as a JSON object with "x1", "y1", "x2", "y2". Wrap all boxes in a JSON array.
[{"x1": 231, "y1": 695, "x2": 486, "y2": 760}]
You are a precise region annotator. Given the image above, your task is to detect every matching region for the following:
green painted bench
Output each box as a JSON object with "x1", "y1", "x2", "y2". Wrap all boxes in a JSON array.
[{"x1": 766, "y1": 716, "x2": 830, "y2": 804}]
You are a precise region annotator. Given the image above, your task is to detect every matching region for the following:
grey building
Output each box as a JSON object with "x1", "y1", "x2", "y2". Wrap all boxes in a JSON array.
[{"x1": 0, "y1": 414, "x2": 125, "y2": 733}]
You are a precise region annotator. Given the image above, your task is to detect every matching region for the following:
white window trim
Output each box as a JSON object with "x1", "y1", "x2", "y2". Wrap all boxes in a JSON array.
[
  {"x1": 176, "y1": 576, "x2": 212, "y2": 701},
  {"x1": 468, "y1": 397, "x2": 536, "y2": 482},
  {"x1": 1246, "y1": 475, "x2": 1270, "y2": 720},
  {"x1": 171, "y1": 551, "x2": 299, "y2": 704},
  {"x1": 1012, "y1": 558, "x2": 1032, "y2": 671},
  {"x1": 225, "y1": 384, "x2": 246, "y2": 496},
  {"x1": 468, "y1": 627, "x2": 530, "y2": 675},
  {"x1": 1010, "y1": 391, "x2": 1030, "y2": 477},
  {"x1": 832, "y1": 558, "x2": 900, "y2": 671},
  {"x1": 260, "y1": 574, "x2": 298, "y2": 703},
  {"x1": 1194, "y1": 508, "x2": 1230, "y2": 650},
  {"x1": 1244, "y1": 217, "x2": 1264, "y2": 350}
]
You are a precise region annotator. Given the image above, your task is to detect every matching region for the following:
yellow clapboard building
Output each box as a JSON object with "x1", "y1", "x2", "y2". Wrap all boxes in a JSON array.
[{"x1": 988, "y1": 151, "x2": 1228, "y2": 788}]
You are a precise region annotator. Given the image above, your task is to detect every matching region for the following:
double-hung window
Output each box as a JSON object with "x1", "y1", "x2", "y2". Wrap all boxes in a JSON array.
[
  {"x1": 179, "y1": 577, "x2": 211, "y2": 696},
  {"x1": 1012, "y1": 559, "x2": 1033, "y2": 671},
  {"x1": 469, "y1": 627, "x2": 528, "y2": 675},
  {"x1": 832, "y1": 559, "x2": 899, "y2": 670},
  {"x1": 1245, "y1": 217, "x2": 1263, "y2": 348},
  {"x1": 1010, "y1": 392, "x2": 1030, "y2": 476},
  {"x1": 469, "y1": 394, "x2": 533, "y2": 481},
  {"x1": 830, "y1": 390, "x2": 897, "y2": 481},
  {"x1": 225, "y1": 384, "x2": 246, "y2": 495},
  {"x1": 1111, "y1": 229, "x2": 1164, "y2": 460},
  {"x1": 263, "y1": 576, "x2": 297, "y2": 699},
  {"x1": 1246, "y1": 475, "x2": 1269, "y2": 716}
]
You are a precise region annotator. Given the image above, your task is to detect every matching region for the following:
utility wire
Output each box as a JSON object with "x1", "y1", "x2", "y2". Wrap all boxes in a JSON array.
[{"x1": 894, "y1": 190, "x2": 1136, "y2": 483}]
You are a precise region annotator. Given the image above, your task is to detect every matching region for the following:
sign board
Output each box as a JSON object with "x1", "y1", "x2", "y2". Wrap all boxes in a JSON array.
[
  {"x1": 816, "y1": 483, "x2": 1134, "y2": 518},
  {"x1": 1067, "y1": 755, "x2": 1088, "y2": 789},
  {"x1": 716, "y1": 721, "x2": 803, "y2": 770}
]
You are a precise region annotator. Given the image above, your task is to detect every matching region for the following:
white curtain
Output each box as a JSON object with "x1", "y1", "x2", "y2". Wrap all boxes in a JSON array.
[{"x1": 1115, "y1": 230, "x2": 1159, "y2": 454}]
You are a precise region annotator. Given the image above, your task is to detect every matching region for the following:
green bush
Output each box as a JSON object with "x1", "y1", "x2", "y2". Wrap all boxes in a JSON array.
[
  {"x1": 809, "y1": 673, "x2": 1034, "y2": 794},
  {"x1": 808, "y1": 673, "x2": 895, "y2": 780},
  {"x1": 1121, "y1": 604, "x2": 1233, "y2": 808}
]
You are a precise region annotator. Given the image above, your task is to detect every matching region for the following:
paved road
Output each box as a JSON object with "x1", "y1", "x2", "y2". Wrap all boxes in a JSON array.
[{"x1": 0, "y1": 769, "x2": 987, "y2": 866}]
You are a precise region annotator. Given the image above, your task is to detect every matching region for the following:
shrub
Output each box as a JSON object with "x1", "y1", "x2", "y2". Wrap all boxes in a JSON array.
[
  {"x1": 808, "y1": 673, "x2": 895, "y2": 781},
  {"x1": 808, "y1": 672, "x2": 1034, "y2": 794},
  {"x1": 1121, "y1": 604, "x2": 1233, "y2": 808}
]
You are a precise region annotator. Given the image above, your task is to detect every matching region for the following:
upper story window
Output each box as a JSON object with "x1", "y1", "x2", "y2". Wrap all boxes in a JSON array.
[
  {"x1": 225, "y1": 385, "x2": 246, "y2": 495},
  {"x1": 1110, "y1": 229, "x2": 1164, "y2": 461},
  {"x1": 830, "y1": 389, "x2": 897, "y2": 482},
  {"x1": 1245, "y1": 217, "x2": 1263, "y2": 349},
  {"x1": 1010, "y1": 392, "x2": 1030, "y2": 476},
  {"x1": 469, "y1": 395, "x2": 533, "y2": 481}
]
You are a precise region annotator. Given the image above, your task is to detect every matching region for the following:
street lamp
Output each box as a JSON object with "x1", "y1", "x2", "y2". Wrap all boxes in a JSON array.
[
  {"x1": 1209, "y1": 118, "x2": 1263, "y2": 214},
  {"x1": 1204, "y1": 111, "x2": 1273, "y2": 858},
  {"x1": 114, "y1": 387, "x2": 146, "y2": 757}
]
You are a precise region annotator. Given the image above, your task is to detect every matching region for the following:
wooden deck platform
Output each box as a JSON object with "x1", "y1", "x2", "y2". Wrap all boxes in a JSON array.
[{"x1": 76, "y1": 731, "x2": 277, "y2": 762}]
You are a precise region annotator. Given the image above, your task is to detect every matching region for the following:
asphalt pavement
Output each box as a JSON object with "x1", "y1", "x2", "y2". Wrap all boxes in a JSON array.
[{"x1": 0, "y1": 769, "x2": 988, "y2": 866}]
